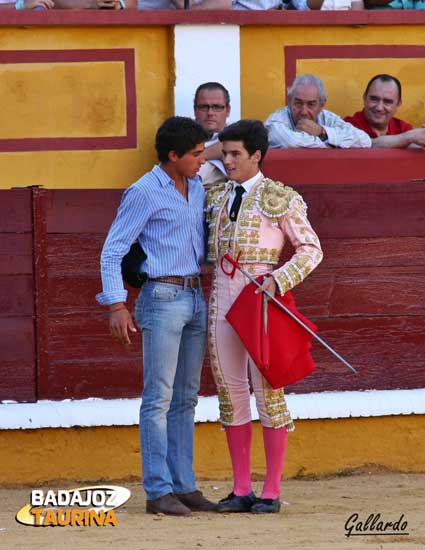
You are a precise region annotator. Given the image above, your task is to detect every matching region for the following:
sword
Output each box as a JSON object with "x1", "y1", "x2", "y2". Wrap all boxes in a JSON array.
[{"x1": 222, "y1": 253, "x2": 357, "y2": 374}]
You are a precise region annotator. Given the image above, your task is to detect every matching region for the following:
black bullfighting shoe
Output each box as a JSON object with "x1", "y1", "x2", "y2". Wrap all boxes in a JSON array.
[
  {"x1": 250, "y1": 497, "x2": 281, "y2": 514},
  {"x1": 215, "y1": 491, "x2": 258, "y2": 513}
]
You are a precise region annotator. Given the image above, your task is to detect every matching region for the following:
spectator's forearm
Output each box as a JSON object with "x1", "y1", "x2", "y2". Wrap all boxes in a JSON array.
[
  {"x1": 204, "y1": 141, "x2": 223, "y2": 161},
  {"x1": 372, "y1": 135, "x2": 408, "y2": 148},
  {"x1": 364, "y1": 0, "x2": 392, "y2": 5},
  {"x1": 53, "y1": 0, "x2": 96, "y2": 8},
  {"x1": 173, "y1": 0, "x2": 231, "y2": 8}
]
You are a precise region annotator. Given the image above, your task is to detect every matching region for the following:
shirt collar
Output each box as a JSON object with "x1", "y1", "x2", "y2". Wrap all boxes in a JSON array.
[
  {"x1": 153, "y1": 164, "x2": 201, "y2": 188},
  {"x1": 233, "y1": 171, "x2": 263, "y2": 194},
  {"x1": 153, "y1": 164, "x2": 174, "y2": 187}
]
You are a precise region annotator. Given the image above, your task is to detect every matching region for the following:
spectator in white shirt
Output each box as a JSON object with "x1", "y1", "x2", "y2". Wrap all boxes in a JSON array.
[
  {"x1": 232, "y1": 0, "x2": 282, "y2": 7},
  {"x1": 139, "y1": 0, "x2": 231, "y2": 8},
  {"x1": 264, "y1": 74, "x2": 371, "y2": 149}
]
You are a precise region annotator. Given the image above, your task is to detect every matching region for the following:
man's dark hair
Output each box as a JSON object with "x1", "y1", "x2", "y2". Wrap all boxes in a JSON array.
[
  {"x1": 155, "y1": 116, "x2": 208, "y2": 163},
  {"x1": 194, "y1": 82, "x2": 230, "y2": 108},
  {"x1": 364, "y1": 74, "x2": 402, "y2": 102},
  {"x1": 219, "y1": 120, "x2": 269, "y2": 164}
]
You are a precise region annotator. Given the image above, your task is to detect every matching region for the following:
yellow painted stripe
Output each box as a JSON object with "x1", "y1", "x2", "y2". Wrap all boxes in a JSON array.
[{"x1": 1, "y1": 416, "x2": 424, "y2": 485}]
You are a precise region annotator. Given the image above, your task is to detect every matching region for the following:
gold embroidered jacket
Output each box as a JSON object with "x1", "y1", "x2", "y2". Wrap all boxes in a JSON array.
[{"x1": 205, "y1": 177, "x2": 323, "y2": 295}]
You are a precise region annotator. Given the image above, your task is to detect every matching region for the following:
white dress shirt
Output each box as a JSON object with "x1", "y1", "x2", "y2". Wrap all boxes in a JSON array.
[
  {"x1": 265, "y1": 106, "x2": 371, "y2": 149},
  {"x1": 227, "y1": 171, "x2": 263, "y2": 215}
]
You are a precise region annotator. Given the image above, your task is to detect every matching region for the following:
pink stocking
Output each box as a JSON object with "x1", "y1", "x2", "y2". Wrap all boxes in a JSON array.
[
  {"x1": 225, "y1": 422, "x2": 253, "y2": 496},
  {"x1": 261, "y1": 426, "x2": 288, "y2": 499}
]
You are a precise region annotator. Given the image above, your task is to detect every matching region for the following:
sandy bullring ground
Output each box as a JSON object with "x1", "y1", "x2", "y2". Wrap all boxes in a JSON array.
[{"x1": 1, "y1": 469, "x2": 424, "y2": 550}]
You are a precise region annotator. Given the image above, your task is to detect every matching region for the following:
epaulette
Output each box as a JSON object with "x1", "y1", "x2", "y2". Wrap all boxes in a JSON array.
[
  {"x1": 255, "y1": 178, "x2": 306, "y2": 219},
  {"x1": 206, "y1": 181, "x2": 231, "y2": 202},
  {"x1": 205, "y1": 182, "x2": 232, "y2": 217}
]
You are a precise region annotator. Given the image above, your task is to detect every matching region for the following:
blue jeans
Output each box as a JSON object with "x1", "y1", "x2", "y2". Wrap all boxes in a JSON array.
[{"x1": 134, "y1": 281, "x2": 207, "y2": 500}]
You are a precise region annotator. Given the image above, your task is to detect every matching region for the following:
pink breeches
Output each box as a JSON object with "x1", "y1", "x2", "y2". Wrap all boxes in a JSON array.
[{"x1": 208, "y1": 262, "x2": 293, "y2": 430}]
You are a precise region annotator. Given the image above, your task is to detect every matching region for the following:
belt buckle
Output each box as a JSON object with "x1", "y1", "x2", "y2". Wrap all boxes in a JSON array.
[{"x1": 185, "y1": 276, "x2": 199, "y2": 289}]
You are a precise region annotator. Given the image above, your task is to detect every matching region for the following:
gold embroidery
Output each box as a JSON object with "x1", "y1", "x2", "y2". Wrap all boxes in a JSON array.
[
  {"x1": 239, "y1": 213, "x2": 261, "y2": 229},
  {"x1": 238, "y1": 212, "x2": 250, "y2": 226},
  {"x1": 250, "y1": 216, "x2": 261, "y2": 229},
  {"x1": 247, "y1": 231, "x2": 259, "y2": 245},
  {"x1": 232, "y1": 248, "x2": 280, "y2": 265},
  {"x1": 217, "y1": 387, "x2": 233, "y2": 424},
  {"x1": 255, "y1": 179, "x2": 304, "y2": 219},
  {"x1": 238, "y1": 230, "x2": 249, "y2": 245},
  {"x1": 206, "y1": 183, "x2": 233, "y2": 262},
  {"x1": 264, "y1": 387, "x2": 294, "y2": 430},
  {"x1": 243, "y1": 197, "x2": 255, "y2": 210}
]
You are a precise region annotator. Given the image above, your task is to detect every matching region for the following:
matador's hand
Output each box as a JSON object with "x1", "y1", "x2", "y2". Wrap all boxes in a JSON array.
[{"x1": 255, "y1": 275, "x2": 277, "y2": 297}]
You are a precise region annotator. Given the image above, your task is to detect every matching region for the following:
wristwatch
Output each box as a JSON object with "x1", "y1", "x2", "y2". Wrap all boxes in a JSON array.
[{"x1": 319, "y1": 127, "x2": 328, "y2": 142}]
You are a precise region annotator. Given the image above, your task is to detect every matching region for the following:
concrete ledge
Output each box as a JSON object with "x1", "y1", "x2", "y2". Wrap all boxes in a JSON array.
[
  {"x1": 2, "y1": 10, "x2": 425, "y2": 27},
  {"x1": 1, "y1": 389, "x2": 425, "y2": 430}
]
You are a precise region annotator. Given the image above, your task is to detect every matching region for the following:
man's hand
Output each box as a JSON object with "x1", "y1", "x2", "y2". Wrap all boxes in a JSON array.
[
  {"x1": 254, "y1": 275, "x2": 277, "y2": 297},
  {"x1": 172, "y1": 0, "x2": 232, "y2": 8},
  {"x1": 109, "y1": 304, "x2": 137, "y2": 345},
  {"x1": 295, "y1": 118, "x2": 323, "y2": 137},
  {"x1": 96, "y1": 0, "x2": 120, "y2": 8},
  {"x1": 406, "y1": 128, "x2": 425, "y2": 148},
  {"x1": 26, "y1": 0, "x2": 54, "y2": 7}
]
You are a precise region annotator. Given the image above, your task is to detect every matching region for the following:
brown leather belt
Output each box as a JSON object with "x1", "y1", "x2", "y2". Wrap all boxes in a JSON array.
[{"x1": 148, "y1": 275, "x2": 201, "y2": 289}]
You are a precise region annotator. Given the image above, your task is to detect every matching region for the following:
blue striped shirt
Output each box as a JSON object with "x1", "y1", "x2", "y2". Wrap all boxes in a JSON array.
[{"x1": 96, "y1": 164, "x2": 205, "y2": 306}]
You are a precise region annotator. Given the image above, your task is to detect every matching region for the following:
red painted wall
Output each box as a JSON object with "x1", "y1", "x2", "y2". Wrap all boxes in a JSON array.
[
  {"x1": 262, "y1": 149, "x2": 425, "y2": 185},
  {"x1": 0, "y1": 190, "x2": 36, "y2": 402},
  {"x1": 1, "y1": 154, "x2": 425, "y2": 402}
]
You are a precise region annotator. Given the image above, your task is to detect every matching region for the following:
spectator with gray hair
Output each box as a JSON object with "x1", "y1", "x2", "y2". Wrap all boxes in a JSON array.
[{"x1": 265, "y1": 74, "x2": 371, "y2": 149}]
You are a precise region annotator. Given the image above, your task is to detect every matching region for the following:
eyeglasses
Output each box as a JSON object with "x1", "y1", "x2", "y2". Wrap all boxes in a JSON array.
[{"x1": 195, "y1": 104, "x2": 227, "y2": 112}]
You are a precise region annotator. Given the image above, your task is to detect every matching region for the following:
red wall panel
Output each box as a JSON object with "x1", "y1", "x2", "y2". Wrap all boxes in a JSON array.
[
  {"x1": 2, "y1": 154, "x2": 425, "y2": 402},
  {"x1": 0, "y1": 190, "x2": 36, "y2": 402}
]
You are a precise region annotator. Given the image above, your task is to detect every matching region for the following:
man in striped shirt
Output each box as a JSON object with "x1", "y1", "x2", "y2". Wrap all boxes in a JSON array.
[{"x1": 97, "y1": 117, "x2": 216, "y2": 516}]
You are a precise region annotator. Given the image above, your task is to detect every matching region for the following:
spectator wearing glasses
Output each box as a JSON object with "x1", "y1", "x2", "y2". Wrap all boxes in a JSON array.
[
  {"x1": 265, "y1": 74, "x2": 371, "y2": 149},
  {"x1": 194, "y1": 82, "x2": 231, "y2": 189}
]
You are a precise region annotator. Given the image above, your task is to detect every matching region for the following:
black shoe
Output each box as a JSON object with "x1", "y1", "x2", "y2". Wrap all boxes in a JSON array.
[
  {"x1": 215, "y1": 491, "x2": 257, "y2": 513},
  {"x1": 176, "y1": 490, "x2": 216, "y2": 512},
  {"x1": 146, "y1": 493, "x2": 192, "y2": 516},
  {"x1": 250, "y1": 497, "x2": 281, "y2": 514}
]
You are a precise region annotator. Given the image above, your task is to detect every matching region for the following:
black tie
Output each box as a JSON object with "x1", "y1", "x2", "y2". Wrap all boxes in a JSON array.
[{"x1": 229, "y1": 186, "x2": 246, "y2": 222}]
